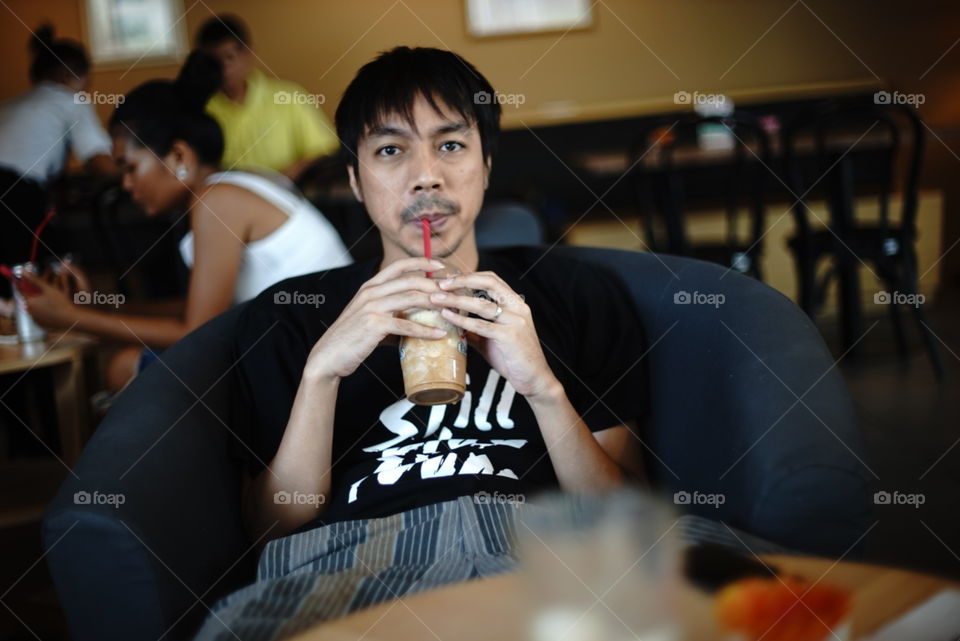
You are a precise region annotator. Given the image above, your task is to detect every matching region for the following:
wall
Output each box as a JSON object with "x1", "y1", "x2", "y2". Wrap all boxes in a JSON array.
[
  {"x1": 0, "y1": 0, "x2": 897, "y2": 125},
  {"x1": 1, "y1": 0, "x2": 958, "y2": 287}
]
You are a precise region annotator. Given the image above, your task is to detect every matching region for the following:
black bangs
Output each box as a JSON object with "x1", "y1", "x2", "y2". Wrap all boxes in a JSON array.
[{"x1": 335, "y1": 47, "x2": 501, "y2": 167}]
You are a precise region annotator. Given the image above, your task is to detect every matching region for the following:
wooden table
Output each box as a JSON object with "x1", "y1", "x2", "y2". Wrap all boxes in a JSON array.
[
  {"x1": 0, "y1": 332, "x2": 98, "y2": 464},
  {"x1": 290, "y1": 554, "x2": 959, "y2": 641}
]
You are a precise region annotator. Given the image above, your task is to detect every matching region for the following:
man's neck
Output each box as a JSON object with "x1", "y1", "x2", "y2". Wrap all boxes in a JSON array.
[
  {"x1": 224, "y1": 78, "x2": 249, "y2": 104},
  {"x1": 437, "y1": 243, "x2": 479, "y2": 275}
]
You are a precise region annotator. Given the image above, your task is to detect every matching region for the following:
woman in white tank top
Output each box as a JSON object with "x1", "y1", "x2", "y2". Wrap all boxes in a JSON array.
[
  {"x1": 179, "y1": 170, "x2": 351, "y2": 303},
  {"x1": 18, "y1": 52, "x2": 353, "y2": 390}
]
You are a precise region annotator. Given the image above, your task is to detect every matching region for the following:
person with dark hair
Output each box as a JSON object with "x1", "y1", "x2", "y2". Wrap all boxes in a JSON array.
[
  {"x1": 191, "y1": 47, "x2": 648, "y2": 640},
  {"x1": 195, "y1": 14, "x2": 339, "y2": 179},
  {"x1": 0, "y1": 25, "x2": 117, "y2": 289},
  {"x1": 20, "y1": 51, "x2": 352, "y2": 391}
]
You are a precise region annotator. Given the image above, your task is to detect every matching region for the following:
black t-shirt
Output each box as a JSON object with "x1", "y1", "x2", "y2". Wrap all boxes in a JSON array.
[{"x1": 232, "y1": 246, "x2": 648, "y2": 532}]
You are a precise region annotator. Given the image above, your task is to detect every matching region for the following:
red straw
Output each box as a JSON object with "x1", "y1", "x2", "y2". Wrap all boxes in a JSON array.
[
  {"x1": 421, "y1": 218, "x2": 432, "y2": 277},
  {"x1": 30, "y1": 207, "x2": 57, "y2": 264}
]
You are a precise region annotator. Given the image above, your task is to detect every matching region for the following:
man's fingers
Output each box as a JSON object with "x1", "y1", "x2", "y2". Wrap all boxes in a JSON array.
[
  {"x1": 368, "y1": 291, "x2": 436, "y2": 315},
  {"x1": 367, "y1": 257, "x2": 445, "y2": 287},
  {"x1": 438, "y1": 272, "x2": 522, "y2": 309},
  {"x1": 389, "y1": 318, "x2": 447, "y2": 339},
  {"x1": 440, "y1": 308, "x2": 500, "y2": 338},
  {"x1": 365, "y1": 273, "x2": 442, "y2": 300},
  {"x1": 430, "y1": 292, "x2": 498, "y2": 318}
]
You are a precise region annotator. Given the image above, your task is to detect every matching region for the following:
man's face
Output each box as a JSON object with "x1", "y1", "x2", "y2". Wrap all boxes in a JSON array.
[
  {"x1": 207, "y1": 40, "x2": 252, "y2": 93},
  {"x1": 348, "y1": 94, "x2": 490, "y2": 261}
]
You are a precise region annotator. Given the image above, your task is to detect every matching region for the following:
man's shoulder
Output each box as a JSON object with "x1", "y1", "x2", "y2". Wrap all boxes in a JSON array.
[
  {"x1": 239, "y1": 258, "x2": 375, "y2": 328},
  {"x1": 484, "y1": 245, "x2": 607, "y2": 285}
]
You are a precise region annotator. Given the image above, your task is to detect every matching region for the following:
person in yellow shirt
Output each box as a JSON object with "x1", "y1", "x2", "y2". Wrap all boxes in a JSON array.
[{"x1": 197, "y1": 14, "x2": 338, "y2": 179}]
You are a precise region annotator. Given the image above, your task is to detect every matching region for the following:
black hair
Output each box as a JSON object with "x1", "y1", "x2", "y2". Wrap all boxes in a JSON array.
[
  {"x1": 196, "y1": 14, "x2": 250, "y2": 49},
  {"x1": 110, "y1": 51, "x2": 224, "y2": 166},
  {"x1": 335, "y1": 47, "x2": 501, "y2": 169},
  {"x1": 28, "y1": 24, "x2": 90, "y2": 84}
]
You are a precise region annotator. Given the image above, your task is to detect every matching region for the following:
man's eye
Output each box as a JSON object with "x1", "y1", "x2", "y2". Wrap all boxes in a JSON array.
[
  {"x1": 440, "y1": 141, "x2": 463, "y2": 152},
  {"x1": 377, "y1": 145, "x2": 401, "y2": 157}
]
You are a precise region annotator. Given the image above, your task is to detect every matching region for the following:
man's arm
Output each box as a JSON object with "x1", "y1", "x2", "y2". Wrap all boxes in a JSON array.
[
  {"x1": 282, "y1": 155, "x2": 326, "y2": 182},
  {"x1": 593, "y1": 421, "x2": 647, "y2": 483},
  {"x1": 241, "y1": 257, "x2": 448, "y2": 543},
  {"x1": 432, "y1": 270, "x2": 637, "y2": 494},
  {"x1": 242, "y1": 372, "x2": 338, "y2": 542},
  {"x1": 526, "y1": 380, "x2": 626, "y2": 491}
]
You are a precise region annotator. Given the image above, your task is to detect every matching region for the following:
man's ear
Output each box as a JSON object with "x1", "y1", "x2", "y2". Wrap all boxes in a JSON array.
[
  {"x1": 483, "y1": 155, "x2": 493, "y2": 190},
  {"x1": 347, "y1": 163, "x2": 364, "y2": 202}
]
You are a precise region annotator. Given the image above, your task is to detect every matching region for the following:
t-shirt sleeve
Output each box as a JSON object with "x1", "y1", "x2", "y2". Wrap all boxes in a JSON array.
[
  {"x1": 564, "y1": 260, "x2": 649, "y2": 433},
  {"x1": 68, "y1": 102, "x2": 111, "y2": 162},
  {"x1": 231, "y1": 299, "x2": 311, "y2": 475}
]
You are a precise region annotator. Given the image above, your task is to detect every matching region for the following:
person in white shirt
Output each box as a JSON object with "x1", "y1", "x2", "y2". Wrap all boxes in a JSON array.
[
  {"x1": 0, "y1": 25, "x2": 116, "y2": 286},
  {"x1": 19, "y1": 52, "x2": 352, "y2": 389}
]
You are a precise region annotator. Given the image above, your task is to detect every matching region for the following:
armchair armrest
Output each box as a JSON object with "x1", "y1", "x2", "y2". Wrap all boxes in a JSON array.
[{"x1": 43, "y1": 305, "x2": 255, "y2": 641}]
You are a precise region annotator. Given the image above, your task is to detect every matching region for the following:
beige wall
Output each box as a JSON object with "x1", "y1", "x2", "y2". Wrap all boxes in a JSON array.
[
  {"x1": 2, "y1": 0, "x2": 958, "y2": 285},
  {"x1": 0, "y1": 0, "x2": 901, "y2": 125}
]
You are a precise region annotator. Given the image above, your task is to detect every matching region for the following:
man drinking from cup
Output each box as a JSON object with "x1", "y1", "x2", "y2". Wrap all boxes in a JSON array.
[{"x1": 194, "y1": 46, "x2": 648, "y2": 641}]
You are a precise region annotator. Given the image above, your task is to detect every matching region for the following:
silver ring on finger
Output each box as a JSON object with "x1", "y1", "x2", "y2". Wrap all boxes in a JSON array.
[{"x1": 491, "y1": 305, "x2": 503, "y2": 322}]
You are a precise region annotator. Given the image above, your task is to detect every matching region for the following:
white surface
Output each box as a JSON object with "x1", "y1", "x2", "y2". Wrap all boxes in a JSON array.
[{"x1": 865, "y1": 589, "x2": 960, "y2": 641}]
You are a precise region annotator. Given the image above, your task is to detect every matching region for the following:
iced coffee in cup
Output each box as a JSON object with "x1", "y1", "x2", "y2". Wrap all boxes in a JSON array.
[{"x1": 399, "y1": 266, "x2": 467, "y2": 405}]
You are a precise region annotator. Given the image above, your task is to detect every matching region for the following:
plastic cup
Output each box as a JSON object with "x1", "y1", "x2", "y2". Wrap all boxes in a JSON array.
[
  {"x1": 11, "y1": 263, "x2": 45, "y2": 343},
  {"x1": 398, "y1": 266, "x2": 467, "y2": 405}
]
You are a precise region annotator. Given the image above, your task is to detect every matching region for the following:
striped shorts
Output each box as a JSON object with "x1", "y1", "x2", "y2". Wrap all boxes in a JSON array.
[{"x1": 192, "y1": 495, "x2": 785, "y2": 641}]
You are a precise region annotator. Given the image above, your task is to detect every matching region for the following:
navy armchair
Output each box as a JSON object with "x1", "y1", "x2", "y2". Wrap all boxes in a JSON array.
[{"x1": 43, "y1": 247, "x2": 872, "y2": 640}]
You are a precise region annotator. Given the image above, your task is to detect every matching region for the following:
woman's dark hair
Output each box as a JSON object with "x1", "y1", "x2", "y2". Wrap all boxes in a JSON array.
[
  {"x1": 110, "y1": 51, "x2": 224, "y2": 166},
  {"x1": 28, "y1": 24, "x2": 90, "y2": 84},
  {"x1": 335, "y1": 47, "x2": 501, "y2": 168},
  {"x1": 196, "y1": 14, "x2": 250, "y2": 49}
]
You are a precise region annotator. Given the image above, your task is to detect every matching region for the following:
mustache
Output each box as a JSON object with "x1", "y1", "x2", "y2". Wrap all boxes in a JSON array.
[{"x1": 400, "y1": 195, "x2": 460, "y2": 224}]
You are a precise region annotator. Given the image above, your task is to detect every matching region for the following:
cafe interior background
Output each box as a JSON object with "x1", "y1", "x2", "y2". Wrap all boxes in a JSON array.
[{"x1": 1, "y1": 0, "x2": 959, "y2": 637}]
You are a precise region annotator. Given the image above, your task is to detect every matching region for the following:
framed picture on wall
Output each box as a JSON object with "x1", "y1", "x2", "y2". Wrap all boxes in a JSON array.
[
  {"x1": 465, "y1": 0, "x2": 594, "y2": 38},
  {"x1": 83, "y1": 0, "x2": 187, "y2": 66}
]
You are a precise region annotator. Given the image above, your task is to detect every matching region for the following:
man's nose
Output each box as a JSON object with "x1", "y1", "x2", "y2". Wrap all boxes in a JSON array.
[{"x1": 410, "y1": 145, "x2": 443, "y2": 193}]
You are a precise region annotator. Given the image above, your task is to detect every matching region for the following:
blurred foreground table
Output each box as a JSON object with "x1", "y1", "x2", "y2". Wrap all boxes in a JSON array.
[{"x1": 291, "y1": 554, "x2": 960, "y2": 641}]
